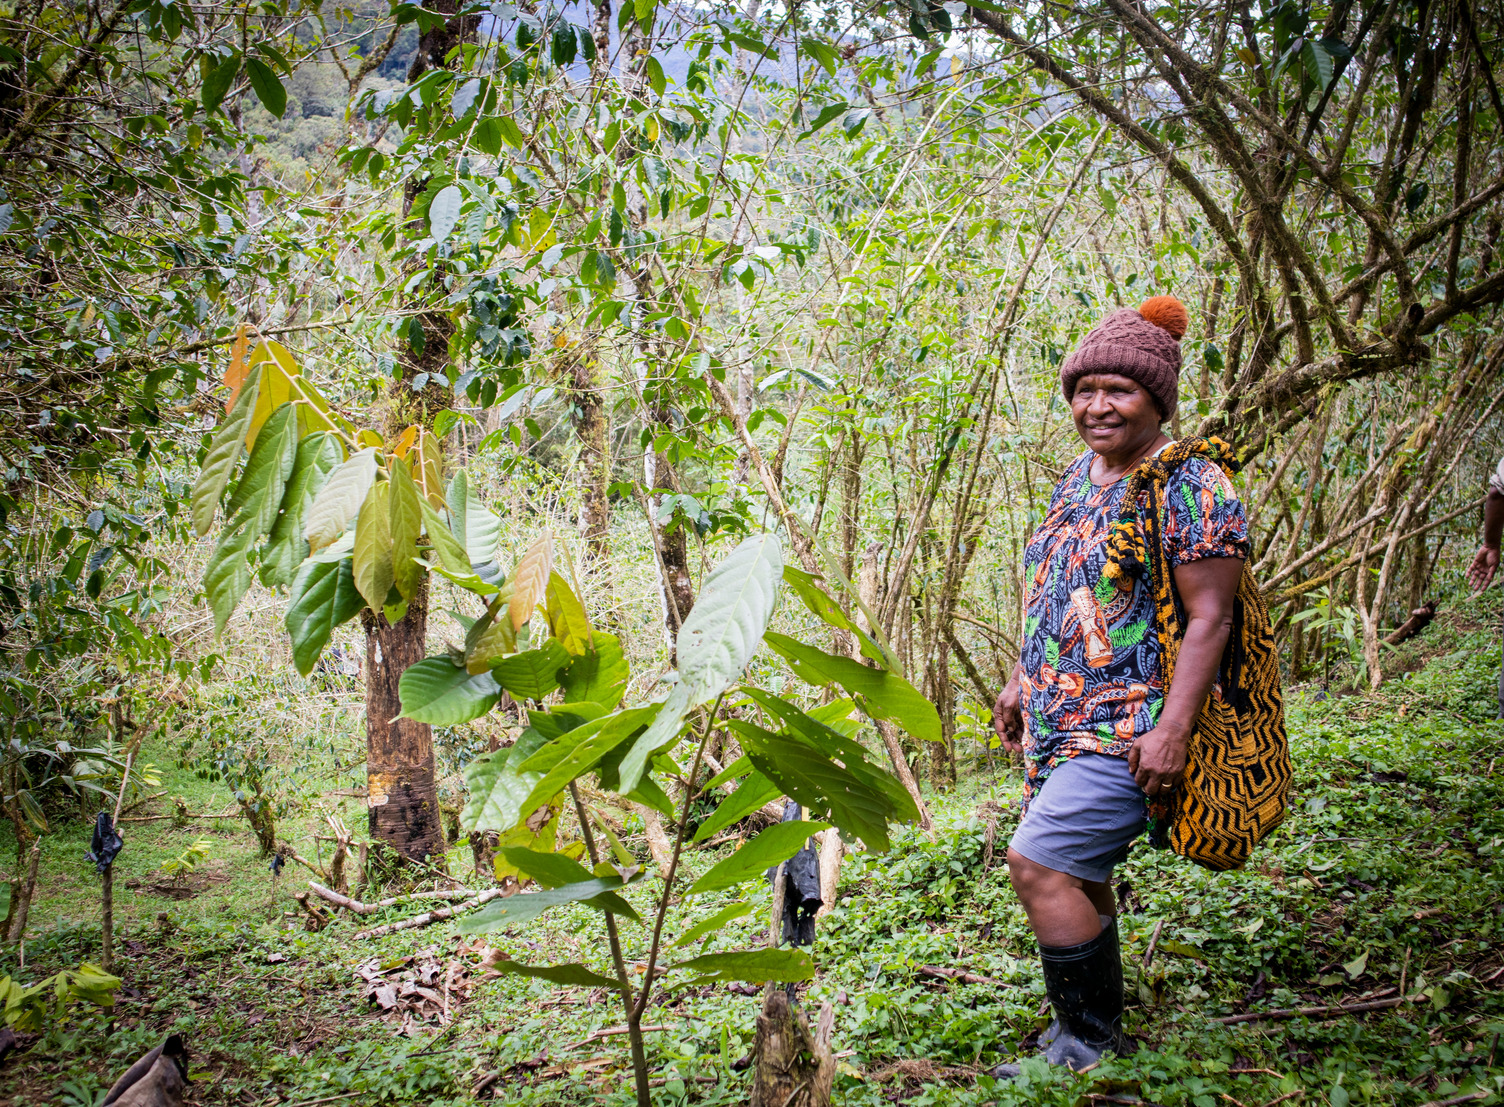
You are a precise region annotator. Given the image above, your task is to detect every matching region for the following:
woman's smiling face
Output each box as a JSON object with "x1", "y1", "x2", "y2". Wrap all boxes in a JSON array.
[{"x1": 1069, "y1": 373, "x2": 1164, "y2": 459}]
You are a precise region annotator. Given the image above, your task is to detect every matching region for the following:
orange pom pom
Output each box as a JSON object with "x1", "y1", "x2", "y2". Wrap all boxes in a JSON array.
[{"x1": 1138, "y1": 295, "x2": 1189, "y2": 340}]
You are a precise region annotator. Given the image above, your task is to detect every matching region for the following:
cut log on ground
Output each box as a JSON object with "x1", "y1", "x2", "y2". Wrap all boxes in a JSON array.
[{"x1": 1385, "y1": 602, "x2": 1437, "y2": 645}]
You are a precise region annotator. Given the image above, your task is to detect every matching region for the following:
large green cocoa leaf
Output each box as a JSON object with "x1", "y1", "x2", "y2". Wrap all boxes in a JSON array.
[
  {"x1": 613, "y1": 683, "x2": 691, "y2": 796},
  {"x1": 513, "y1": 705, "x2": 659, "y2": 817},
  {"x1": 688, "y1": 819, "x2": 829, "y2": 895},
  {"x1": 205, "y1": 524, "x2": 256, "y2": 638},
  {"x1": 461, "y1": 728, "x2": 549, "y2": 833},
  {"x1": 677, "y1": 532, "x2": 783, "y2": 704},
  {"x1": 459, "y1": 877, "x2": 635, "y2": 933},
  {"x1": 305, "y1": 447, "x2": 378, "y2": 552},
  {"x1": 260, "y1": 431, "x2": 342, "y2": 589},
  {"x1": 556, "y1": 632, "x2": 628, "y2": 707},
  {"x1": 190, "y1": 364, "x2": 261, "y2": 536},
  {"x1": 421, "y1": 499, "x2": 471, "y2": 575},
  {"x1": 446, "y1": 470, "x2": 499, "y2": 566},
  {"x1": 457, "y1": 958, "x2": 618, "y2": 989},
  {"x1": 398, "y1": 656, "x2": 502, "y2": 725},
  {"x1": 496, "y1": 847, "x2": 639, "y2": 918},
  {"x1": 224, "y1": 402, "x2": 298, "y2": 543},
  {"x1": 691, "y1": 770, "x2": 782, "y2": 843},
  {"x1": 489, "y1": 640, "x2": 570, "y2": 699},
  {"x1": 761, "y1": 631, "x2": 940, "y2": 743},
  {"x1": 285, "y1": 557, "x2": 364, "y2": 676},
  {"x1": 389, "y1": 457, "x2": 423, "y2": 601},
  {"x1": 352, "y1": 480, "x2": 394, "y2": 612},
  {"x1": 669, "y1": 948, "x2": 814, "y2": 985}
]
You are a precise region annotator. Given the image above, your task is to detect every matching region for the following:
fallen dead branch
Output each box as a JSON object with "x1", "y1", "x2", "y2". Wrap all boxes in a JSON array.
[
  {"x1": 1142, "y1": 919, "x2": 1165, "y2": 969},
  {"x1": 1418, "y1": 1094, "x2": 1488, "y2": 1107},
  {"x1": 308, "y1": 881, "x2": 484, "y2": 916},
  {"x1": 1253, "y1": 1092, "x2": 1305, "y2": 1107},
  {"x1": 1212, "y1": 997, "x2": 1404, "y2": 1024},
  {"x1": 915, "y1": 965, "x2": 1003, "y2": 986},
  {"x1": 353, "y1": 889, "x2": 505, "y2": 939},
  {"x1": 569, "y1": 1024, "x2": 667, "y2": 1050},
  {"x1": 292, "y1": 891, "x2": 332, "y2": 932}
]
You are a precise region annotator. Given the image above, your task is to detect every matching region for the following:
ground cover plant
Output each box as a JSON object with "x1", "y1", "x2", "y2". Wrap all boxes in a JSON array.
[{"x1": 5, "y1": 598, "x2": 1504, "y2": 1105}]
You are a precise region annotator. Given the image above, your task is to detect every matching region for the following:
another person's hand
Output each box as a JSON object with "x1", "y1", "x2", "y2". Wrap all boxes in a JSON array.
[
  {"x1": 1468, "y1": 544, "x2": 1500, "y2": 593},
  {"x1": 1127, "y1": 725, "x2": 1189, "y2": 797},
  {"x1": 993, "y1": 678, "x2": 1024, "y2": 755}
]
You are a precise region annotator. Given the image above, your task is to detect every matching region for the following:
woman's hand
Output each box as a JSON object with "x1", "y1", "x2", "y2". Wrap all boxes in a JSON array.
[
  {"x1": 993, "y1": 668, "x2": 1024, "y2": 755},
  {"x1": 1127, "y1": 725, "x2": 1188, "y2": 796},
  {"x1": 1468, "y1": 544, "x2": 1500, "y2": 592}
]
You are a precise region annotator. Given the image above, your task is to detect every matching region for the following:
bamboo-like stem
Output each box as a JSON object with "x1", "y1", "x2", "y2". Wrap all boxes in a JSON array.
[
  {"x1": 631, "y1": 692, "x2": 725, "y2": 1025},
  {"x1": 569, "y1": 781, "x2": 646, "y2": 1107}
]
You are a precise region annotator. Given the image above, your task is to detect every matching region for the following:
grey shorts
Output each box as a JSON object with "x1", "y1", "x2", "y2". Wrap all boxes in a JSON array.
[{"x1": 1009, "y1": 752, "x2": 1148, "y2": 883}]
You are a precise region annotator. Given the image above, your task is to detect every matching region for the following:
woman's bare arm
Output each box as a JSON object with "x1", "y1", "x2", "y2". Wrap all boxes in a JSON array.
[{"x1": 1127, "y1": 555, "x2": 1244, "y2": 795}]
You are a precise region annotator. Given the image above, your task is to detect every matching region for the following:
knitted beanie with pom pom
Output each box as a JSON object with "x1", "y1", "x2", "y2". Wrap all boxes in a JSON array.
[{"x1": 1060, "y1": 295, "x2": 1188, "y2": 416}]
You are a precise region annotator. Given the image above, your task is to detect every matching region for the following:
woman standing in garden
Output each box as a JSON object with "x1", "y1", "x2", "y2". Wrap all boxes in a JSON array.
[{"x1": 991, "y1": 296, "x2": 1250, "y2": 1073}]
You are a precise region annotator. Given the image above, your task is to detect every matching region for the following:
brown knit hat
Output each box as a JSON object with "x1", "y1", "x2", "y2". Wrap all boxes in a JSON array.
[{"x1": 1060, "y1": 296, "x2": 1189, "y2": 416}]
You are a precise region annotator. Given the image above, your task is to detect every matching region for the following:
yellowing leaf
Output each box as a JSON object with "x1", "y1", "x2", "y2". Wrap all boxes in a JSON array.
[
  {"x1": 544, "y1": 571, "x2": 592, "y2": 654},
  {"x1": 391, "y1": 425, "x2": 419, "y2": 458},
  {"x1": 245, "y1": 340, "x2": 300, "y2": 448},
  {"x1": 414, "y1": 428, "x2": 445, "y2": 507},
  {"x1": 509, "y1": 529, "x2": 554, "y2": 632},
  {"x1": 389, "y1": 458, "x2": 423, "y2": 601},
  {"x1": 356, "y1": 428, "x2": 384, "y2": 450},
  {"x1": 287, "y1": 372, "x2": 342, "y2": 437},
  {"x1": 224, "y1": 323, "x2": 252, "y2": 410}
]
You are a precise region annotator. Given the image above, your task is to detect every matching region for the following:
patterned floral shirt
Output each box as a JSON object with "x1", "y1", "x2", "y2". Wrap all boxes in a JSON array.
[{"x1": 1018, "y1": 447, "x2": 1249, "y2": 804}]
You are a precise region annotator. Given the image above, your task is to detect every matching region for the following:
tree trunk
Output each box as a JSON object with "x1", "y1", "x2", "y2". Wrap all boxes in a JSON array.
[
  {"x1": 814, "y1": 828, "x2": 842, "y2": 920},
  {"x1": 750, "y1": 990, "x2": 835, "y2": 1107},
  {"x1": 364, "y1": 577, "x2": 445, "y2": 864},
  {"x1": 355, "y1": 0, "x2": 476, "y2": 866},
  {"x1": 855, "y1": 543, "x2": 932, "y2": 832},
  {"x1": 570, "y1": 346, "x2": 611, "y2": 564},
  {"x1": 4, "y1": 834, "x2": 40, "y2": 942}
]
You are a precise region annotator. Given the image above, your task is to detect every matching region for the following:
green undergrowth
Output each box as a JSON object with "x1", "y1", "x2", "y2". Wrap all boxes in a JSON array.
[{"x1": 7, "y1": 599, "x2": 1504, "y2": 1106}]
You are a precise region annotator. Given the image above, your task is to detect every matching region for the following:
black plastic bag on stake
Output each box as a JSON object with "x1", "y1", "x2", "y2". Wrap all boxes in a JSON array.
[{"x1": 86, "y1": 812, "x2": 123, "y2": 873}]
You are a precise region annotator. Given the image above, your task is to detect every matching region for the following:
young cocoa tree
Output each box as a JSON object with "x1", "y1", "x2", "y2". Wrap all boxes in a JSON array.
[
  {"x1": 192, "y1": 334, "x2": 507, "y2": 862},
  {"x1": 393, "y1": 532, "x2": 939, "y2": 1106}
]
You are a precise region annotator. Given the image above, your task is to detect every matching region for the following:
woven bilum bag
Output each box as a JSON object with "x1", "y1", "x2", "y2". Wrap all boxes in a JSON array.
[{"x1": 1102, "y1": 438, "x2": 1292, "y2": 871}]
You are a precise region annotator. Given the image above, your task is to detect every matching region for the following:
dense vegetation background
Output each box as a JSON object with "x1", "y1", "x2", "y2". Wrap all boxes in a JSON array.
[{"x1": 2, "y1": 0, "x2": 1503, "y2": 1103}]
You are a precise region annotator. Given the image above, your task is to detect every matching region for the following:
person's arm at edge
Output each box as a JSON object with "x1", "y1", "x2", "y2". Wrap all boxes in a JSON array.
[
  {"x1": 1127, "y1": 555, "x2": 1243, "y2": 795},
  {"x1": 994, "y1": 661, "x2": 1025, "y2": 755},
  {"x1": 1467, "y1": 489, "x2": 1504, "y2": 592}
]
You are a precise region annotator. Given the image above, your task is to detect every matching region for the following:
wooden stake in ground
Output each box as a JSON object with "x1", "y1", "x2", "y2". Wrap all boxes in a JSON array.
[
  {"x1": 100, "y1": 747, "x2": 136, "y2": 976},
  {"x1": 749, "y1": 991, "x2": 835, "y2": 1107},
  {"x1": 750, "y1": 850, "x2": 837, "y2": 1107}
]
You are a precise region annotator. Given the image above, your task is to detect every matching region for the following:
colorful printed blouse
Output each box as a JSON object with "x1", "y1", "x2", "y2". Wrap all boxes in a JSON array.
[{"x1": 1018, "y1": 447, "x2": 1250, "y2": 805}]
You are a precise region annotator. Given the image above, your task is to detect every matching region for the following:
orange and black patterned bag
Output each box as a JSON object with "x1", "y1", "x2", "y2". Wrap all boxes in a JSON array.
[{"x1": 1103, "y1": 437, "x2": 1292, "y2": 871}]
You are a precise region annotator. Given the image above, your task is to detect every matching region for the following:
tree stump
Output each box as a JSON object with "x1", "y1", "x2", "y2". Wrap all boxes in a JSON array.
[{"x1": 750, "y1": 989, "x2": 835, "y2": 1107}]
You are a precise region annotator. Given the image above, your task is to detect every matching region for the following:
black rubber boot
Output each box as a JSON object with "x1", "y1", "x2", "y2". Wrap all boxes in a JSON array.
[{"x1": 991, "y1": 918, "x2": 1135, "y2": 1078}]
